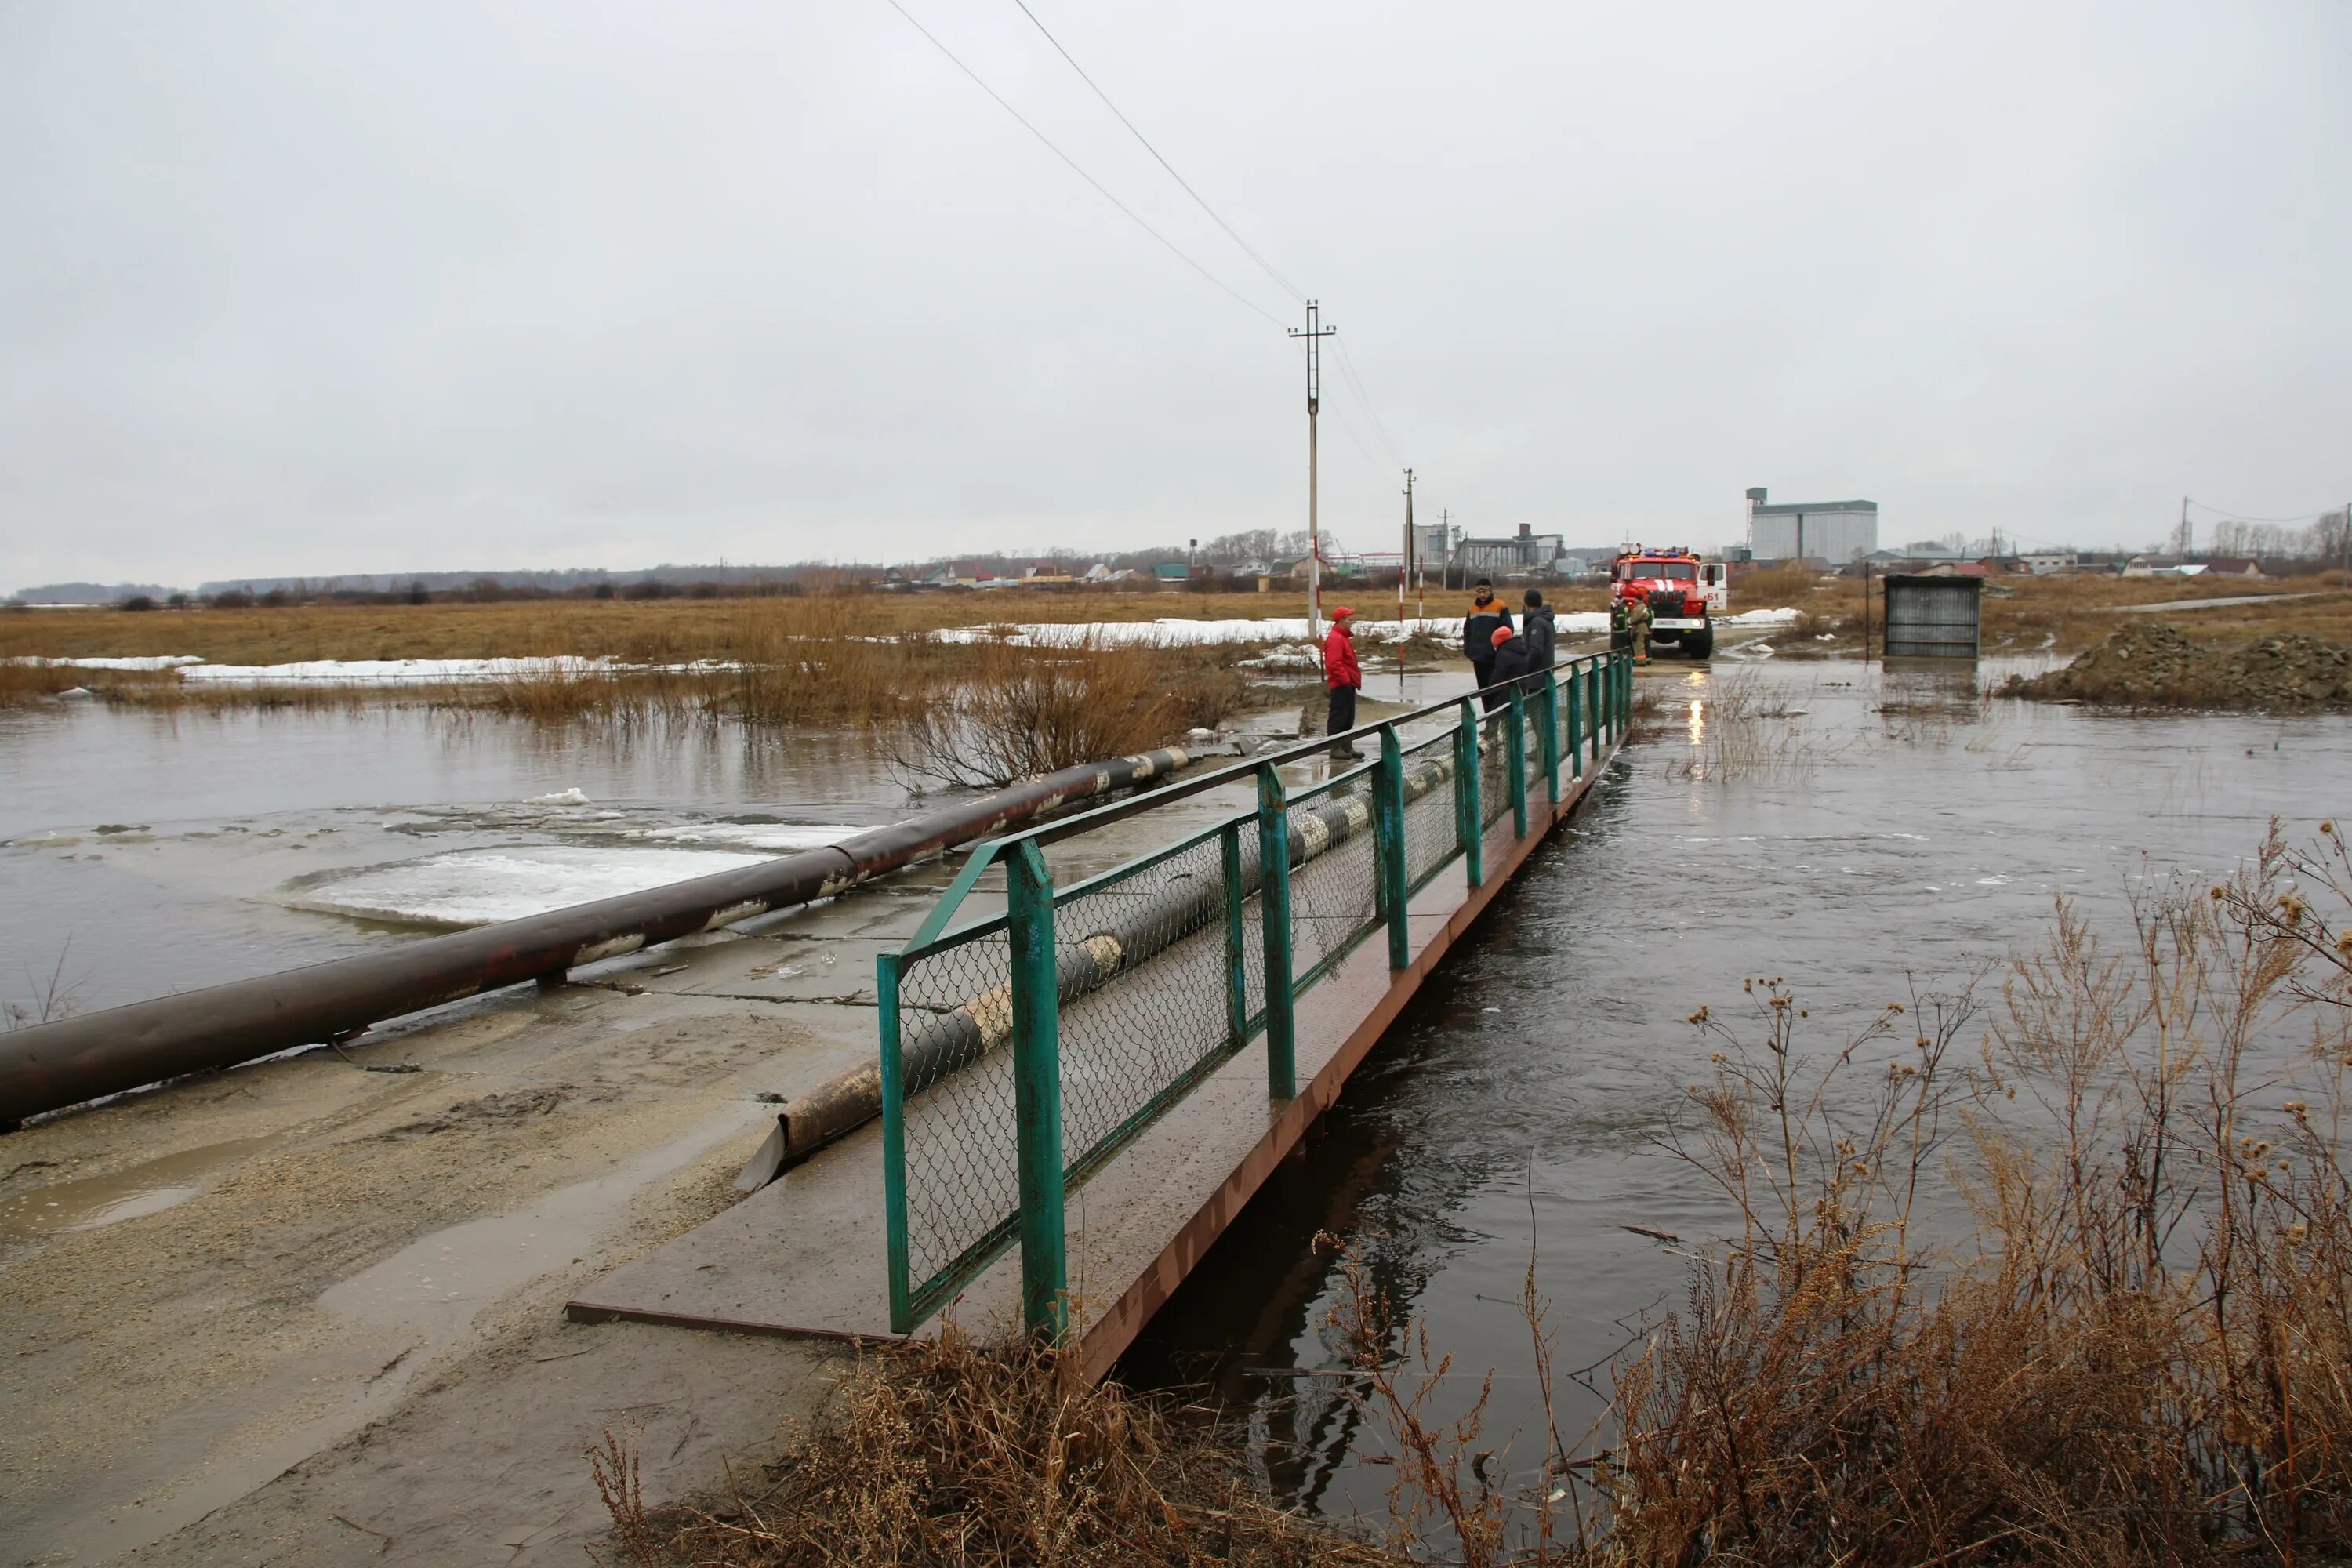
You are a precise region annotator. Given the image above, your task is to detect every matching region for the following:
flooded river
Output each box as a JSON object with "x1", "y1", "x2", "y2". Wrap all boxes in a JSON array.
[
  {"x1": 1121, "y1": 656, "x2": 2352, "y2": 1523},
  {"x1": 0, "y1": 707, "x2": 900, "y2": 1018},
  {"x1": 5, "y1": 657, "x2": 2347, "y2": 1538}
]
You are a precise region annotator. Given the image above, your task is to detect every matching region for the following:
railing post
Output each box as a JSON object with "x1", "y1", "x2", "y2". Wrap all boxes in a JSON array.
[
  {"x1": 877, "y1": 949, "x2": 914, "y2": 1334},
  {"x1": 1456, "y1": 698, "x2": 1483, "y2": 889},
  {"x1": 1255, "y1": 765, "x2": 1297, "y2": 1101},
  {"x1": 1565, "y1": 663, "x2": 1583, "y2": 782},
  {"x1": 1619, "y1": 652, "x2": 1631, "y2": 731},
  {"x1": 1375, "y1": 724, "x2": 1410, "y2": 970},
  {"x1": 1220, "y1": 818, "x2": 1247, "y2": 1047},
  {"x1": 1540, "y1": 674, "x2": 1560, "y2": 805},
  {"x1": 1005, "y1": 840, "x2": 1066, "y2": 1338},
  {"x1": 1505, "y1": 684, "x2": 1530, "y2": 837}
]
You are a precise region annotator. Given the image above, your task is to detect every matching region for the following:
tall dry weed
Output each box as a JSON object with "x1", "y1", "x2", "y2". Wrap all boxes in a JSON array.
[
  {"x1": 1571, "y1": 823, "x2": 2352, "y2": 1566},
  {"x1": 601, "y1": 1323, "x2": 1393, "y2": 1567}
]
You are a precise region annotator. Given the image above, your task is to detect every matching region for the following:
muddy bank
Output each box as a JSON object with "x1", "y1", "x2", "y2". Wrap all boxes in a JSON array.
[{"x1": 2005, "y1": 620, "x2": 2352, "y2": 710}]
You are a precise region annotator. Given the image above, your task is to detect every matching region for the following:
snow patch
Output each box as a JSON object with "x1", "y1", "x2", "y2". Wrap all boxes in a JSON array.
[
  {"x1": 927, "y1": 608, "x2": 1797, "y2": 648},
  {"x1": 180, "y1": 656, "x2": 613, "y2": 686},
  {"x1": 5, "y1": 655, "x2": 205, "y2": 670}
]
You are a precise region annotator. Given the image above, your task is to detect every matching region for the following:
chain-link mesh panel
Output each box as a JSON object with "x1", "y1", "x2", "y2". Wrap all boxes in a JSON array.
[
  {"x1": 891, "y1": 924, "x2": 1020, "y2": 1313},
  {"x1": 1286, "y1": 776, "x2": 1384, "y2": 987},
  {"x1": 1479, "y1": 712, "x2": 1514, "y2": 828},
  {"x1": 1555, "y1": 675, "x2": 1579, "y2": 779},
  {"x1": 1051, "y1": 830, "x2": 1243, "y2": 1182},
  {"x1": 1526, "y1": 702, "x2": 1548, "y2": 794},
  {"x1": 1400, "y1": 732, "x2": 1460, "y2": 894},
  {"x1": 1233, "y1": 817, "x2": 1269, "y2": 1036}
]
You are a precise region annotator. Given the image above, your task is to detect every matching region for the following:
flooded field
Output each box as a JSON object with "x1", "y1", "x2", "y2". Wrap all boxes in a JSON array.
[
  {"x1": 0, "y1": 706, "x2": 902, "y2": 1018},
  {"x1": 1122, "y1": 655, "x2": 2352, "y2": 1526},
  {"x1": 6, "y1": 651, "x2": 2348, "y2": 1558}
]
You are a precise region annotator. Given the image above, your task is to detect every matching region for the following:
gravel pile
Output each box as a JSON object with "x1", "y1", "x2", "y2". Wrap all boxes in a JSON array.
[{"x1": 2008, "y1": 621, "x2": 2352, "y2": 710}]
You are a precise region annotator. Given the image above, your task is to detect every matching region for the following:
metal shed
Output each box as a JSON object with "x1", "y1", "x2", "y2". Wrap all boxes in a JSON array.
[{"x1": 1880, "y1": 574, "x2": 1981, "y2": 659}]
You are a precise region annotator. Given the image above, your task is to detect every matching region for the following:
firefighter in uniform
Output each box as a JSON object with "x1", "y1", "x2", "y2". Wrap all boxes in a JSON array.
[{"x1": 1625, "y1": 593, "x2": 1654, "y2": 666}]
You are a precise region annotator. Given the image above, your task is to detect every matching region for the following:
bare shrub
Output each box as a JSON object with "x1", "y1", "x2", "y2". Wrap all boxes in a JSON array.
[
  {"x1": 604, "y1": 1323, "x2": 1392, "y2": 1566},
  {"x1": 888, "y1": 636, "x2": 1240, "y2": 789}
]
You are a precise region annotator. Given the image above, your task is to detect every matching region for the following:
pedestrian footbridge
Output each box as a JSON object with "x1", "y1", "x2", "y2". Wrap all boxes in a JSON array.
[{"x1": 571, "y1": 651, "x2": 1635, "y2": 1376}]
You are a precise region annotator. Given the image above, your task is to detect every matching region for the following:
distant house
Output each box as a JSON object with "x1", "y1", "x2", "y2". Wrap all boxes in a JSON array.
[
  {"x1": 2200, "y1": 557, "x2": 2264, "y2": 578},
  {"x1": 2125, "y1": 555, "x2": 2209, "y2": 578},
  {"x1": 1152, "y1": 564, "x2": 1189, "y2": 584},
  {"x1": 2019, "y1": 552, "x2": 2078, "y2": 575}
]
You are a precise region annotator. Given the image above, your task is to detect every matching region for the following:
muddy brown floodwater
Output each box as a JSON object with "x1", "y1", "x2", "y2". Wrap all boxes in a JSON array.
[{"x1": 1123, "y1": 655, "x2": 2352, "y2": 1529}]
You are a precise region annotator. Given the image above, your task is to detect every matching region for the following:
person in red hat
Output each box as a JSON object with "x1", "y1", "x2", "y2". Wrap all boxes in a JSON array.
[
  {"x1": 1323, "y1": 607, "x2": 1363, "y2": 758},
  {"x1": 1483, "y1": 621, "x2": 1533, "y2": 713}
]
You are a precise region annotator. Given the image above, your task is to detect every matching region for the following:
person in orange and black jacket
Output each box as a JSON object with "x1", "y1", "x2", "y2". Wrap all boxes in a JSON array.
[
  {"x1": 1483, "y1": 623, "x2": 1533, "y2": 713},
  {"x1": 1323, "y1": 606, "x2": 1363, "y2": 758},
  {"x1": 1462, "y1": 579, "x2": 1513, "y2": 695}
]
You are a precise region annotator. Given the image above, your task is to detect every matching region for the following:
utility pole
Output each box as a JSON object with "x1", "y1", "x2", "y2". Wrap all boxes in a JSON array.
[
  {"x1": 1289, "y1": 302, "x2": 1337, "y2": 641},
  {"x1": 1438, "y1": 508, "x2": 1454, "y2": 591},
  {"x1": 1399, "y1": 468, "x2": 1414, "y2": 697},
  {"x1": 1399, "y1": 469, "x2": 1414, "y2": 625}
]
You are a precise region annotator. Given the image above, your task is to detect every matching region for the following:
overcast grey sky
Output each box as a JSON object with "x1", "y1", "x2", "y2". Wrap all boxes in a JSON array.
[{"x1": 3, "y1": 1, "x2": 2347, "y2": 589}]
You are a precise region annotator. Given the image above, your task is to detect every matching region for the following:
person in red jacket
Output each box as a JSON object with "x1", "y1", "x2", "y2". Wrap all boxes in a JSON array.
[{"x1": 1323, "y1": 607, "x2": 1363, "y2": 758}]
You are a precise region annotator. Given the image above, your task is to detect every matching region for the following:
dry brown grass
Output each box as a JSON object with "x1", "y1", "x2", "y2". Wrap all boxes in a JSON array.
[
  {"x1": 5, "y1": 595, "x2": 1256, "y2": 746},
  {"x1": 593, "y1": 1323, "x2": 1398, "y2": 1568},
  {"x1": 1569, "y1": 825, "x2": 2352, "y2": 1566},
  {"x1": 0, "y1": 586, "x2": 1635, "y2": 670},
  {"x1": 1711, "y1": 571, "x2": 2352, "y2": 659},
  {"x1": 0, "y1": 590, "x2": 1292, "y2": 666}
]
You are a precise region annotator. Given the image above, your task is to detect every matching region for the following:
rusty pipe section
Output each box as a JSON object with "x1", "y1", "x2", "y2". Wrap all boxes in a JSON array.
[{"x1": 0, "y1": 747, "x2": 1195, "y2": 1127}]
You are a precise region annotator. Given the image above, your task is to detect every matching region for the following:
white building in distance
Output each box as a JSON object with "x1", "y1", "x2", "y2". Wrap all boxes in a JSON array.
[{"x1": 1745, "y1": 488, "x2": 1878, "y2": 565}]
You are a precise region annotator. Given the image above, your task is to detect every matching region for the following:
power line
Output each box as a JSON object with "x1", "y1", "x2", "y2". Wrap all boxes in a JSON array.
[
  {"x1": 882, "y1": 0, "x2": 1289, "y2": 329},
  {"x1": 1010, "y1": 0, "x2": 1305, "y2": 304},
  {"x1": 1330, "y1": 336, "x2": 1405, "y2": 466},
  {"x1": 2185, "y1": 497, "x2": 2339, "y2": 524}
]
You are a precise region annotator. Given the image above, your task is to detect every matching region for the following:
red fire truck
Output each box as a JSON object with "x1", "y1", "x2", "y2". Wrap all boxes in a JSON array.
[{"x1": 1612, "y1": 546, "x2": 1728, "y2": 659}]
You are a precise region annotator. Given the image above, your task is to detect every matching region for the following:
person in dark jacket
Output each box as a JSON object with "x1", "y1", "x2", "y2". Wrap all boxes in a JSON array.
[
  {"x1": 1483, "y1": 625, "x2": 1534, "y2": 713},
  {"x1": 1520, "y1": 589, "x2": 1556, "y2": 676},
  {"x1": 1323, "y1": 606, "x2": 1363, "y2": 758},
  {"x1": 1462, "y1": 579, "x2": 1512, "y2": 693}
]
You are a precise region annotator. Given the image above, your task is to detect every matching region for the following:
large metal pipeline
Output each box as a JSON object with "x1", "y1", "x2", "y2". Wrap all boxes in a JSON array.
[
  {"x1": 0, "y1": 747, "x2": 1196, "y2": 1128},
  {"x1": 757, "y1": 747, "x2": 1459, "y2": 1174}
]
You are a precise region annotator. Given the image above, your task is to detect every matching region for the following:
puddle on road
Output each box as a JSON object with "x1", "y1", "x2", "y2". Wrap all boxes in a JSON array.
[{"x1": 0, "y1": 1133, "x2": 286, "y2": 1243}]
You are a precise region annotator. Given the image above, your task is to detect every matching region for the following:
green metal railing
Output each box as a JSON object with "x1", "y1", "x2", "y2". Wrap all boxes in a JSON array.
[{"x1": 877, "y1": 649, "x2": 1632, "y2": 1334}]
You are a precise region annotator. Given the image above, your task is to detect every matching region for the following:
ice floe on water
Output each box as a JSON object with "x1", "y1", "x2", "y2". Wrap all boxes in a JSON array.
[
  {"x1": 528, "y1": 787, "x2": 592, "y2": 807},
  {"x1": 633, "y1": 822, "x2": 860, "y2": 851},
  {"x1": 282, "y1": 845, "x2": 774, "y2": 927}
]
